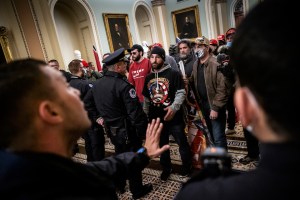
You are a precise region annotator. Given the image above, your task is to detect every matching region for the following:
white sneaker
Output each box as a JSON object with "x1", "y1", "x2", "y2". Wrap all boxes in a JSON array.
[{"x1": 225, "y1": 128, "x2": 236, "y2": 135}]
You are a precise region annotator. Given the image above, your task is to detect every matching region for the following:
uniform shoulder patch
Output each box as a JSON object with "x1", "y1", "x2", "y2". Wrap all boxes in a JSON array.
[
  {"x1": 88, "y1": 83, "x2": 93, "y2": 88},
  {"x1": 129, "y1": 88, "x2": 137, "y2": 98}
]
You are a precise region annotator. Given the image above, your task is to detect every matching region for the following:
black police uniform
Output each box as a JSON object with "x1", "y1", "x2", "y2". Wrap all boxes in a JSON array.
[
  {"x1": 69, "y1": 75, "x2": 105, "y2": 161},
  {"x1": 92, "y1": 71, "x2": 147, "y2": 149},
  {"x1": 89, "y1": 48, "x2": 151, "y2": 198}
]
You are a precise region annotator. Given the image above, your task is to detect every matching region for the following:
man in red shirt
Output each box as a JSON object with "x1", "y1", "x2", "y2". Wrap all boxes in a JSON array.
[{"x1": 127, "y1": 44, "x2": 152, "y2": 104}]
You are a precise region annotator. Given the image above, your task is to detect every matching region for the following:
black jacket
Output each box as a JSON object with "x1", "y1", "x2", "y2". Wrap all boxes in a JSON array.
[
  {"x1": 70, "y1": 75, "x2": 100, "y2": 126},
  {"x1": 87, "y1": 71, "x2": 147, "y2": 145},
  {"x1": 174, "y1": 142, "x2": 300, "y2": 200},
  {"x1": 0, "y1": 150, "x2": 149, "y2": 199},
  {"x1": 69, "y1": 75, "x2": 93, "y2": 100}
]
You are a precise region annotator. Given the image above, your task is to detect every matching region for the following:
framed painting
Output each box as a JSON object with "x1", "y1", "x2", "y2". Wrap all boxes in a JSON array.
[
  {"x1": 103, "y1": 13, "x2": 133, "y2": 52},
  {"x1": 172, "y1": 5, "x2": 201, "y2": 40}
]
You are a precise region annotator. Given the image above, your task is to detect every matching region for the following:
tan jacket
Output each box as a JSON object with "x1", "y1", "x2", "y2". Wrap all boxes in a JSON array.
[{"x1": 191, "y1": 56, "x2": 228, "y2": 111}]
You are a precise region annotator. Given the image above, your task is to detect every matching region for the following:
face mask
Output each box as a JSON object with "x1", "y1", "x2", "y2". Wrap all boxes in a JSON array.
[
  {"x1": 195, "y1": 48, "x2": 204, "y2": 58},
  {"x1": 226, "y1": 41, "x2": 232, "y2": 48}
]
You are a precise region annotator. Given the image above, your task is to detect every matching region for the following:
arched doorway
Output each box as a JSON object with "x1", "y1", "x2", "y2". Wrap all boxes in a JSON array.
[
  {"x1": 135, "y1": 5, "x2": 154, "y2": 46},
  {"x1": 50, "y1": 0, "x2": 99, "y2": 67}
]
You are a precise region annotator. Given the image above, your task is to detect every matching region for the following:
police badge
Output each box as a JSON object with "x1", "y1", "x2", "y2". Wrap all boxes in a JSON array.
[{"x1": 129, "y1": 88, "x2": 136, "y2": 98}]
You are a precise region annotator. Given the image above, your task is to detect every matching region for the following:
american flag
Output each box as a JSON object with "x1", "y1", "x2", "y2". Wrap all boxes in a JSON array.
[{"x1": 93, "y1": 45, "x2": 102, "y2": 71}]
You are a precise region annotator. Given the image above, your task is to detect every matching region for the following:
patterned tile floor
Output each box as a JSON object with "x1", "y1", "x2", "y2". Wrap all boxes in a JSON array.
[{"x1": 73, "y1": 121, "x2": 257, "y2": 199}]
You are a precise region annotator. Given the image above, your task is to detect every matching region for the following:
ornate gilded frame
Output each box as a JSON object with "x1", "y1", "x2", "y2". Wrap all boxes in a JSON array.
[
  {"x1": 172, "y1": 5, "x2": 202, "y2": 40},
  {"x1": 0, "y1": 26, "x2": 13, "y2": 63},
  {"x1": 103, "y1": 13, "x2": 133, "y2": 52}
]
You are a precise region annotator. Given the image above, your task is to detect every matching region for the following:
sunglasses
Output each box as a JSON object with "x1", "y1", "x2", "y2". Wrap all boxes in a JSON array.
[{"x1": 130, "y1": 51, "x2": 138, "y2": 55}]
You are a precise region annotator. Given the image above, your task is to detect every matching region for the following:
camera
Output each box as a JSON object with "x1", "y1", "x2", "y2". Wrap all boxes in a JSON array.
[{"x1": 201, "y1": 147, "x2": 232, "y2": 177}]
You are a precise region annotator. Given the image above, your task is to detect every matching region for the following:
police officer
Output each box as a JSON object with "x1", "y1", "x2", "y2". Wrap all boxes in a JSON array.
[
  {"x1": 89, "y1": 48, "x2": 152, "y2": 199},
  {"x1": 68, "y1": 59, "x2": 105, "y2": 161}
]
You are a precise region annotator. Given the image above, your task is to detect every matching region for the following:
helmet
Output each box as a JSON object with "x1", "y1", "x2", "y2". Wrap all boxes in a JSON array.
[{"x1": 210, "y1": 39, "x2": 218, "y2": 46}]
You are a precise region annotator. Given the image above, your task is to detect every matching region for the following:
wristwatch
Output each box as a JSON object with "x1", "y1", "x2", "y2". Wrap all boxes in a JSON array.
[{"x1": 137, "y1": 147, "x2": 148, "y2": 156}]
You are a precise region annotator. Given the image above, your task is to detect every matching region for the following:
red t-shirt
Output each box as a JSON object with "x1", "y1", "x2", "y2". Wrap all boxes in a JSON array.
[{"x1": 128, "y1": 58, "x2": 151, "y2": 103}]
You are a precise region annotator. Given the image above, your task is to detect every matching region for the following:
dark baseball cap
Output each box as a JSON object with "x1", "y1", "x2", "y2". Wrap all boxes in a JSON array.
[{"x1": 127, "y1": 44, "x2": 144, "y2": 53}]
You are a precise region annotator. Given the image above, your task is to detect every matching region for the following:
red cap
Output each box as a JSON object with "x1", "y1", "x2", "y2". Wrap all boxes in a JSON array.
[
  {"x1": 217, "y1": 34, "x2": 225, "y2": 41},
  {"x1": 209, "y1": 39, "x2": 218, "y2": 46},
  {"x1": 81, "y1": 60, "x2": 89, "y2": 67},
  {"x1": 225, "y1": 28, "x2": 236, "y2": 39},
  {"x1": 150, "y1": 43, "x2": 163, "y2": 49}
]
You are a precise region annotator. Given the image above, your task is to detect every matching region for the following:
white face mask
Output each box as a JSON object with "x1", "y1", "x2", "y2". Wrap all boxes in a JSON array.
[{"x1": 195, "y1": 48, "x2": 205, "y2": 58}]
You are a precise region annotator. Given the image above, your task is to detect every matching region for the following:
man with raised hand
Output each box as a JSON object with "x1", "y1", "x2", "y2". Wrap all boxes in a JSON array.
[{"x1": 0, "y1": 58, "x2": 169, "y2": 200}]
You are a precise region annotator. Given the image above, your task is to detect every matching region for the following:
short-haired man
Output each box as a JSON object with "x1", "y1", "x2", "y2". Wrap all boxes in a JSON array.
[
  {"x1": 48, "y1": 59, "x2": 60, "y2": 70},
  {"x1": 88, "y1": 48, "x2": 152, "y2": 199},
  {"x1": 191, "y1": 36, "x2": 228, "y2": 149},
  {"x1": 143, "y1": 46, "x2": 192, "y2": 181},
  {"x1": 68, "y1": 59, "x2": 105, "y2": 161},
  {"x1": 148, "y1": 42, "x2": 179, "y2": 71},
  {"x1": 127, "y1": 44, "x2": 152, "y2": 104},
  {"x1": 48, "y1": 59, "x2": 72, "y2": 82},
  {"x1": 0, "y1": 58, "x2": 169, "y2": 199},
  {"x1": 175, "y1": 0, "x2": 300, "y2": 199}
]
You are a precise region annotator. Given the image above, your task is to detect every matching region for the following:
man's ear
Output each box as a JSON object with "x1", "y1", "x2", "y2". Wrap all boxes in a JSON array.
[
  {"x1": 234, "y1": 87, "x2": 258, "y2": 128},
  {"x1": 38, "y1": 101, "x2": 63, "y2": 124}
]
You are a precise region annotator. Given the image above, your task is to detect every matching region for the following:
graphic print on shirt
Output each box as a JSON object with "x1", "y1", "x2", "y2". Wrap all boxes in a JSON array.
[
  {"x1": 147, "y1": 77, "x2": 171, "y2": 107},
  {"x1": 132, "y1": 68, "x2": 145, "y2": 79}
]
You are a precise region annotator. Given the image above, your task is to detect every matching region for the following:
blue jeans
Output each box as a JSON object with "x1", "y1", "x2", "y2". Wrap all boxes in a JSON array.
[{"x1": 201, "y1": 100, "x2": 227, "y2": 150}]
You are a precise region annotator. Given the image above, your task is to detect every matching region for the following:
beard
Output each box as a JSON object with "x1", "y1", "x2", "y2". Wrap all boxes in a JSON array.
[
  {"x1": 179, "y1": 53, "x2": 188, "y2": 60},
  {"x1": 152, "y1": 61, "x2": 164, "y2": 70},
  {"x1": 132, "y1": 54, "x2": 141, "y2": 61}
]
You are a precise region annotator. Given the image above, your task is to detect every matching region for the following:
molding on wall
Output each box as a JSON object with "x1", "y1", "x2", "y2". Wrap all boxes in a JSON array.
[
  {"x1": 11, "y1": 0, "x2": 30, "y2": 57},
  {"x1": 151, "y1": 0, "x2": 166, "y2": 7},
  {"x1": 29, "y1": 0, "x2": 48, "y2": 60}
]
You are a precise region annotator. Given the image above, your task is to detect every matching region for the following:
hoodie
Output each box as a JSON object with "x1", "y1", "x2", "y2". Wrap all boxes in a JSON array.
[{"x1": 142, "y1": 64, "x2": 186, "y2": 123}]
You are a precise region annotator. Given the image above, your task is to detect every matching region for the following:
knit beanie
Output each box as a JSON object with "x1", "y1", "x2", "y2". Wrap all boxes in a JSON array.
[{"x1": 150, "y1": 46, "x2": 165, "y2": 61}]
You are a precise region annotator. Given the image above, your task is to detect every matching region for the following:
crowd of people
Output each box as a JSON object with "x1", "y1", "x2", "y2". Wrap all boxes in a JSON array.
[{"x1": 1, "y1": 0, "x2": 298, "y2": 199}]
